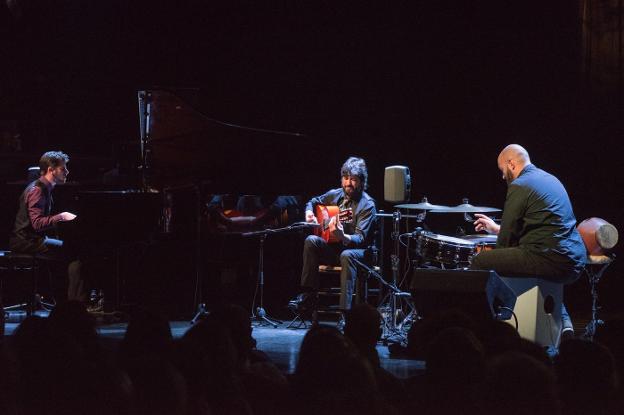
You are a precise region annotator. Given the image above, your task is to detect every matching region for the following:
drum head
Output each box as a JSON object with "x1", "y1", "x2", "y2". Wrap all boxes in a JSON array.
[
  {"x1": 429, "y1": 234, "x2": 476, "y2": 246},
  {"x1": 460, "y1": 234, "x2": 498, "y2": 244}
]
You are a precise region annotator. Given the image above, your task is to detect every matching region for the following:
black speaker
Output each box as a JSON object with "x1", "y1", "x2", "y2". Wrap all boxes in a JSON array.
[{"x1": 410, "y1": 269, "x2": 517, "y2": 321}]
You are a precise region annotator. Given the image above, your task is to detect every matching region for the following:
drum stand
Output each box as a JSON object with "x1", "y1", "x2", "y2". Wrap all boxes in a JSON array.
[
  {"x1": 582, "y1": 254, "x2": 615, "y2": 341},
  {"x1": 353, "y1": 257, "x2": 417, "y2": 341},
  {"x1": 375, "y1": 210, "x2": 423, "y2": 343}
]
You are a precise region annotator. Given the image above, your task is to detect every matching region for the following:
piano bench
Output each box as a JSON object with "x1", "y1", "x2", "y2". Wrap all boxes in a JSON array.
[{"x1": 0, "y1": 251, "x2": 54, "y2": 317}]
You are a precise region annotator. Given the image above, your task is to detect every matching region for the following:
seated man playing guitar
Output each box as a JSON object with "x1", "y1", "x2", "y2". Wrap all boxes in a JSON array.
[{"x1": 289, "y1": 157, "x2": 376, "y2": 317}]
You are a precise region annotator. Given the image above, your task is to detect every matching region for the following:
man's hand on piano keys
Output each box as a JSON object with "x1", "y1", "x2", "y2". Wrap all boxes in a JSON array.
[{"x1": 59, "y1": 212, "x2": 77, "y2": 221}]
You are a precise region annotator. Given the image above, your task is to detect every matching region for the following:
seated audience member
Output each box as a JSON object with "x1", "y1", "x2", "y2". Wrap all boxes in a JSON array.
[
  {"x1": 554, "y1": 338, "x2": 619, "y2": 415},
  {"x1": 203, "y1": 304, "x2": 288, "y2": 415},
  {"x1": 173, "y1": 318, "x2": 251, "y2": 415},
  {"x1": 124, "y1": 356, "x2": 188, "y2": 415},
  {"x1": 418, "y1": 327, "x2": 485, "y2": 415},
  {"x1": 117, "y1": 307, "x2": 173, "y2": 368},
  {"x1": 407, "y1": 308, "x2": 478, "y2": 359},
  {"x1": 292, "y1": 325, "x2": 383, "y2": 415},
  {"x1": 344, "y1": 304, "x2": 405, "y2": 408},
  {"x1": 479, "y1": 351, "x2": 560, "y2": 415}
]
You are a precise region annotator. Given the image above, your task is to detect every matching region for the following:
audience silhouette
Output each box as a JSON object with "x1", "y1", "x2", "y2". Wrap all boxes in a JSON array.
[{"x1": 2, "y1": 303, "x2": 623, "y2": 415}]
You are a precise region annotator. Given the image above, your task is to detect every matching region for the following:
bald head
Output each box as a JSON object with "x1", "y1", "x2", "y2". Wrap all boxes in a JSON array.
[{"x1": 497, "y1": 144, "x2": 531, "y2": 184}]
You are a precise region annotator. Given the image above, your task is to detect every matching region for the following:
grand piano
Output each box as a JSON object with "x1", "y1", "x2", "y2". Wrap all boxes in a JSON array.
[
  {"x1": 49, "y1": 89, "x2": 306, "y2": 315},
  {"x1": 51, "y1": 88, "x2": 305, "y2": 241}
]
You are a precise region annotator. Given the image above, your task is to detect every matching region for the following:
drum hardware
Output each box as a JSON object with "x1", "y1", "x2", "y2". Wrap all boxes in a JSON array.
[
  {"x1": 374, "y1": 208, "x2": 426, "y2": 343},
  {"x1": 582, "y1": 254, "x2": 615, "y2": 340},
  {"x1": 352, "y1": 257, "x2": 417, "y2": 340},
  {"x1": 373, "y1": 197, "x2": 502, "y2": 341},
  {"x1": 417, "y1": 232, "x2": 477, "y2": 267},
  {"x1": 394, "y1": 197, "x2": 451, "y2": 212},
  {"x1": 392, "y1": 196, "x2": 451, "y2": 225},
  {"x1": 428, "y1": 198, "x2": 502, "y2": 214},
  {"x1": 460, "y1": 234, "x2": 498, "y2": 254},
  {"x1": 576, "y1": 217, "x2": 618, "y2": 340}
]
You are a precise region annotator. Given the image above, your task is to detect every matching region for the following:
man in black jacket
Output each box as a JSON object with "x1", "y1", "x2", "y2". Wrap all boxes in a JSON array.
[{"x1": 289, "y1": 157, "x2": 376, "y2": 314}]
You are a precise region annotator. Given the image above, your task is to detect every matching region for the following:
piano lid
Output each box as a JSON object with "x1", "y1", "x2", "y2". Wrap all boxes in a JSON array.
[{"x1": 137, "y1": 89, "x2": 303, "y2": 192}]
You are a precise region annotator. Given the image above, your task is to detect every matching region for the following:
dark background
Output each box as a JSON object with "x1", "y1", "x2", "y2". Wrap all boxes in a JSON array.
[{"x1": 1, "y1": 1, "x2": 622, "y2": 318}]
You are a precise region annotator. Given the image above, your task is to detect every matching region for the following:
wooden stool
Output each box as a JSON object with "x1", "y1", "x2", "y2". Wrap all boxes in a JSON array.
[{"x1": 315, "y1": 263, "x2": 381, "y2": 318}]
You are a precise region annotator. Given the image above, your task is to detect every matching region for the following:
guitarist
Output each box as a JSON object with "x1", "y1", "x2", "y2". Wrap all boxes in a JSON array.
[{"x1": 289, "y1": 157, "x2": 376, "y2": 318}]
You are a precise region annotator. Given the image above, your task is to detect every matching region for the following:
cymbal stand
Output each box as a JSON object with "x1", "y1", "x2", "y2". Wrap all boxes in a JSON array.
[
  {"x1": 376, "y1": 209, "x2": 423, "y2": 343},
  {"x1": 353, "y1": 257, "x2": 417, "y2": 339}
]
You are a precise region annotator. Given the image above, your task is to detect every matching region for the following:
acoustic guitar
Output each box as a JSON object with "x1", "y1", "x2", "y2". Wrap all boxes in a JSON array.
[{"x1": 314, "y1": 204, "x2": 354, "y2": 243}]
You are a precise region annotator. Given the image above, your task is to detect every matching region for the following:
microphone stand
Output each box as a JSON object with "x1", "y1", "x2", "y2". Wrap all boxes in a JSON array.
[
  {"x1": 251, "y1": 232, "x2": 281, "y2": 327},
  {"x1": 190, "y1": 183, "x2": 207, "y2": 324},
  {"x1": 243, "y1": 222, "x2": 314, "y2": 327}
]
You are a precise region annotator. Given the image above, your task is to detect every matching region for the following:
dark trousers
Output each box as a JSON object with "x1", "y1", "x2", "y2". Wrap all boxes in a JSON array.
[
  {"x1": 470, "y1": 247, "x2": 581, "y2": 284},
  {"x1": 300, "y1": 235, "x2": 365, "y2": 310}
]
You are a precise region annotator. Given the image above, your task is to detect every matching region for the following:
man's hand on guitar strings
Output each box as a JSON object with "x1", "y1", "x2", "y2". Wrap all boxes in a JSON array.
[
  {"x1": 305, "y1": 209, "x2": 317, "y2": 223},
  {"x1": 329, "y1": 216, "x2": 345, "y2": 241}
]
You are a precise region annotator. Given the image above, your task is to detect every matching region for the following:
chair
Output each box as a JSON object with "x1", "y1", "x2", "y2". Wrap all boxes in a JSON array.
[
  {"x1": 314, "y1": 253, "x2": 381, "y2": 317},
  {"x1": 1, "y1": 250, "x2": 55, "y2": 321}
]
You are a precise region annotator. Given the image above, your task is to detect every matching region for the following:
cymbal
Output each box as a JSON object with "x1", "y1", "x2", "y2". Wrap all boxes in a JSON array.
[
  {"x1": 394, "y1": 201, "x2": 451, "y2": 211},
  {"x1": 429, "y1": 203, "x2": 501, "y2": 213}
]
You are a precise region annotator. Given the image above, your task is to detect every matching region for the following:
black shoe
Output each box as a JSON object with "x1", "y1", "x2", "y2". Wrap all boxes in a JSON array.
[
  {"x1": 561, "y1": 328, "x2": 575, "y2": 342},
  {"x1": 336, "y1": 314, "x2": 346, "y2": 332},
  {"x1": 288, "y1": 292, "x2": 317, "y2": 316}
]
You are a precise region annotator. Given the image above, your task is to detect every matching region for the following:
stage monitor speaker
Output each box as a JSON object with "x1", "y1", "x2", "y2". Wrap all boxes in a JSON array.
[
  {"x1": 410, "y1": 269, "x2": 517, "y2": 322},
  {"x1": 384, "y1": 165, "x2": 411, "y2": 203}
]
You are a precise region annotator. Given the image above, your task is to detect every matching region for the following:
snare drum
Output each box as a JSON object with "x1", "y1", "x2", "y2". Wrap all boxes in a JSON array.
[
  {"x1": 460, "y1": 234, "x2": 498, "y2": 253},
  {"x1": 417, "y1": 233, "x2": 477, "y2": 265}
]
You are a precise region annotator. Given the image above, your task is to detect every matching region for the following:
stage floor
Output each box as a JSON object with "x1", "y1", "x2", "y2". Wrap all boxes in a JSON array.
[{"x1": 3, "y1": 314, "x2": 425, "y2": 378}]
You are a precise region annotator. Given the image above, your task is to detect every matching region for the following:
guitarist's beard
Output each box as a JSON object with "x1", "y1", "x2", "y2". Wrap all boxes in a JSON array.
[{"x1": 342, "y1": 184, "x2": 362, "y2": 201}]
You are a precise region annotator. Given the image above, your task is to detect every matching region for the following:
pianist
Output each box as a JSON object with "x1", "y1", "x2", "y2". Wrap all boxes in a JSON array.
[{"x1": 9, "y1": 151, "x2": 85, "y2": 302}]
